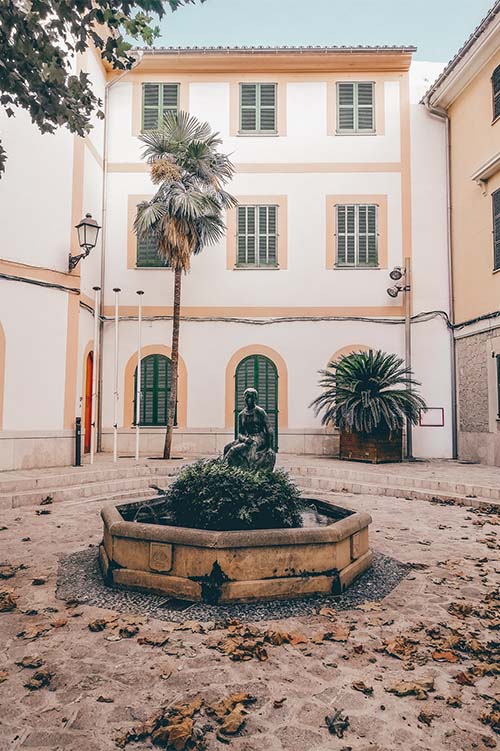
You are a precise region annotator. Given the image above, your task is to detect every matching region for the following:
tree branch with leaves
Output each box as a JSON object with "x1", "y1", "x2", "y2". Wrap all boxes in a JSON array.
[{"x1": 0, "y1": 0, "x2": 205, "y2": 176}]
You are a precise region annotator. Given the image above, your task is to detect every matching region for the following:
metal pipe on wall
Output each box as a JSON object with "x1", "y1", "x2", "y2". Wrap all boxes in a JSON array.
[
  {"x1": 404, "y1": 257, "x2": 413, "y2": 460},
  {"x1": 90, "y1": 286, "x2": 101, "y2": 465},
  {"x1": 112, "y1": 287, "x2": 121, "y2": 463},
  {"x1": 135, "y1": 290, "x2": 144, "y2": 462}
]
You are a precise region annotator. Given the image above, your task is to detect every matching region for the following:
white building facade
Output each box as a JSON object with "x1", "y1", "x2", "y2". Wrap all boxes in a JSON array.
[{"x1": 0, "y1": 46, "x2": 453, "y2": 469}]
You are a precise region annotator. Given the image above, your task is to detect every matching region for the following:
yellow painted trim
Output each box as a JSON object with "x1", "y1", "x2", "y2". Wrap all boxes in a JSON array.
[
  {"x1": 70, "y1": 138, "x2": 85, "y2": 262},
  {"x1": 103, "y1": 304, "x2": 405, "y2": 319},
  {"x1": 0, "y1": 322, "x2": 5, "y2": 430},
  {"x1": 325, "y1": 195, "x2": 388, "y2": 269},
  {"x1": 229, "y1": 81, "x2": 287, "y2": 136},
  {"x1": 328, "y1": 344, "x2": 370, "y2": 365},
  {"x1": 0, "y1": 258, "x2": 80, "y2": 287},
  {"x1": 128, "y1": 52, "x2": 413, "y2": 75},
  {"x1": 225, "y1": 344, "x2": 289, "y2": 429},
  {"x1": 131, "y1": 80, "x2": 189, "y2": 136},
  {"x1": 63, "y1": 293, "x2": 80, "y2": 429},
  {"x1": 327, "y1": 79, "x2": 385, "y2": 136},
  {"x1": 399, "y1": 73, "x2": 413, "y2": 310},
  {"x1": 108, "y1": 161, "x2": 402, "y2": 174},
  {"x1": 123, "y1": 344, "x2": 188, "y2": 428},
  {"x1": 84, "y1": 137, "x2": 104, "y2": 169},
  {"x1": 226, "y1": 196, "x2": 288, "y2": 270}
]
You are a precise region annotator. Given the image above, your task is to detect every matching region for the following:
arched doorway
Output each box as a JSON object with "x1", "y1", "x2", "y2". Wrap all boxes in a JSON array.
[
  {"x1": 84, "y1": 351, "x2": 93, "y2": 453},
  {"x1": 234, "y1": 354, "x2": 279, "y2": 449},
  {"x1": 133, "y1": 353, "x2": 176, "y2": 426}
]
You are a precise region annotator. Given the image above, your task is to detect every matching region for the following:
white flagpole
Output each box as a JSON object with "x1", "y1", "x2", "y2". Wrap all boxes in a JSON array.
[
  {"x1": 135, "y1": 290, "x2": 144, "y2": 462},
  {"x1": 90, "y1": 285, "x2": 101, "y2": 465},
  {"x1": 112, "y1": 287, "x2": 121, "y2": 464}
]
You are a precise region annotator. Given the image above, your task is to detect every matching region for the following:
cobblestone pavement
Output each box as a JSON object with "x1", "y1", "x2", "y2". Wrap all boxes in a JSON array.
[{"x1": 0, "y1": 485, "x2": 499, "y2": 751}]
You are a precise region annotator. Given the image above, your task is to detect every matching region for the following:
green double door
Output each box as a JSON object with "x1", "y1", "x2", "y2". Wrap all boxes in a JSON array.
[{"x1": 234, "y1": 355, "x2": 279, "y2": 450}]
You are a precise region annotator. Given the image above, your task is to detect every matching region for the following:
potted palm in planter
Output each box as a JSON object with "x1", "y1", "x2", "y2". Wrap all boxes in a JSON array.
[{"x1": 310, "y1": 350, "x2": 426, "y2": 463}]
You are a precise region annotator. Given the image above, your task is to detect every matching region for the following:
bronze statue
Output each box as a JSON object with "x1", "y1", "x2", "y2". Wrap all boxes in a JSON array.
[{"x1": 223, "y1": 388, "x2": 276, "y2": 472}]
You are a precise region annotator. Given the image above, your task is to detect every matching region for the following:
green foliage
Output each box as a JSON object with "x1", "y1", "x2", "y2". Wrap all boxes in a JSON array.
[
  {"x1": 310, "y1": 349, "x2": 427, "y2": 434},
  {"x1": 167, "y1": 459, "x2": 303, "y2": 531},
  {"x1": 134, "y1": 110, "x2": 236, "y2": 271},
  {"x1": 0, "y1": 0, "x2": 205, "y2": 176}
]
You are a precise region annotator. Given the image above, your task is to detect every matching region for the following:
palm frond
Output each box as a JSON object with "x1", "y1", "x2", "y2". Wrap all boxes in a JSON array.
[{"x1": 310, "y1": 349, "x2": 427, "y2": 434}]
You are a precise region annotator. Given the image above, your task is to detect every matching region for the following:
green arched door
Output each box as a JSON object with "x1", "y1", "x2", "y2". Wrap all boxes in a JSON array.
[
  {"x1": 134, "y1": 354, "x2": 176, "y2": 426},
  {"x1": 234, "y1": 355, "x2": 278, "y2": 450}
]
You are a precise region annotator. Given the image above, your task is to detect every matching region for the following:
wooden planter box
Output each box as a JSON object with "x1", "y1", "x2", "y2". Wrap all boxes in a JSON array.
[{"x1": 340, "y1": 429, "x2": 402, "y2": 464}]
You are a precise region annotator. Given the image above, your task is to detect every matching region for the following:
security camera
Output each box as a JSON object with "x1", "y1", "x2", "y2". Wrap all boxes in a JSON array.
[{"x1": 389, "y1": 266, "x2": 403, "y2": 281}]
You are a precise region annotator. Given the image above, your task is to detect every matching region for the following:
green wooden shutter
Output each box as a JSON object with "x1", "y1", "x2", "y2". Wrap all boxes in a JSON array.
[
  {"x1": 357, "y1": 83, "x2": 374, "y2": 131},
  {"x1": 240, "y1": 83, "x2": 277, "y2": 133},
  {"x1": 134, "y1": 355, "x2": 174, "y2": 426},
  {"x1": 234, "y1": 355, "x2": 279, "y2": 450},
  {"x1": 142, "y1": 83, "x2": 179, "y2": 131},
  {"x1": 136, "y1": 234, "x2": 170, "y2": 268},
  {"x1": 337, "y1": 83, "x2": 355, "y2": 131},
  {"x1": 259, "y1": 84, "x2": 276, "y2": 132},
  {"x1": 237, "y1": 205, "x2": 278, "y2": 267},
  {"x1": 240, "y1": 84, "x2": 258, "y2": 132},
  {"x1": 493, "y1": 190, "x2": 500, "y2": 271},
  {"x1": 337, "y1": 82, "x2": 374, "y2": 133},
  {"x1": 142, "y1": 84, "x2": 161, "y2": 131},
  {"x1": 336, "y1": 204, "x2": 378, "y2": 267},
  {"x1": 493, "y1": 66, "x2": 500, "y2": 120}
]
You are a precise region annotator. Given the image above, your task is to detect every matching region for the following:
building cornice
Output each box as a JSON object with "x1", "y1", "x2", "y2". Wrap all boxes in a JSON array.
[
  {"x1": 424, "y1": 2, "x2": 500, "y2": 109},
  {"x1": 111, "y1": 46, "x2": 415, "y2": 74}
]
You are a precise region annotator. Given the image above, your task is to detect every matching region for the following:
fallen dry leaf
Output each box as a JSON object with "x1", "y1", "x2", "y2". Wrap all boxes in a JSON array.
[
  {"x1": 447, "y1": 695, "x2": 462, "y2": 708},
  {"x1": 273, "y1": 697, "x2": 287, "y2": 708},
  {"x1": 119, "y1": 624, "x2": 139, "y2": 639},
  {"x1": 31, "y1": 577, "x2": 46, "y2": 586},
  {"x1": 322, "y1": 624, "x2": 351, "y2": 642},
  {"x1": 325, "y1": 709, "x2": 349, "y2": 738},
  {"x1": 16, "y1": 625, "x2": 49, "y2": 640},
  {"x1": 480, "y1": 699, "x2": 500, "y2": 735},
  {"x1": 24, "y1": 668, "x2": 51, "y2": 690},
  {"x1": 385, "y1": 678, "x2": 435, "y2": 700},
  {"x1": 418, "y1": 710, "x2": 439, "y2": 726},
  {"x1": 380, "y1": 635, "x2": 419, "y2": 660},
  {"x1": 137, "y1": 632, "x2": 170, "y2": 647},
  {"x1": 15, "y1": 655, "x2": 44, "y2": 669},
  {"x1": 0, "y1": 670, "x2": 8, "y2": 683},
  {"x1": 35, "y1": 509, "x2": 51, "y2": 516},
  {"x1": 431, "y1": 650, "x2": 459, "y2": 663},
  {"x1": 352, "y1": 681, "x2": 373, "y2": 695},
  {"x1": 0, "y1": 590, "x2": 17, "y2": 612},
  {"x1": 455, "y1": 671, "x2": 476, "y2": 686}
]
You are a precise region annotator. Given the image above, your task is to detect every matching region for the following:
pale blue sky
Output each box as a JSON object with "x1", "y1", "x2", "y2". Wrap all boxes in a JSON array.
[{"x1": 155, "y1": 0, "x2": 494, "y2": 62}]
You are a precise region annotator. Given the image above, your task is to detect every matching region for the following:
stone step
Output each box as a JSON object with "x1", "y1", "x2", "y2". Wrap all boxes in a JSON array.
[
  {"x1": 0, "y1": 463, "x2": 181, "y2": 495},
  {"x1": 0, "y1": 473, "x2": 177, "y2": 510},
  {"x1": 285, "y1": 463, "x2": 500, "y2": 502},
  {"x1": 293, "y1": 474, "x2": 499, "y2": 510}
]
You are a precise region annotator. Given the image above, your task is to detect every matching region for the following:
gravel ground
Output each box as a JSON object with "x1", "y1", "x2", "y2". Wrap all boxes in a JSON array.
[{"x1": 56, "y1": 547, "x2": 410, "y2": 622}]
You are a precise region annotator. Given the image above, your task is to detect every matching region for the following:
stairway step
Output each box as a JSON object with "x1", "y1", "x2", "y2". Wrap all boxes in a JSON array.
[
  {"x1": 0, "y1": 473, "x2": 177, "y2": 510},
  {"x1": 293, "y1": 475, "x2": 499, "y2": 510}
]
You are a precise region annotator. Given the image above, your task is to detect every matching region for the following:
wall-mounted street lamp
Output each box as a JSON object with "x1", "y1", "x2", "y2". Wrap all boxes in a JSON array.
[
  {"x1": 386, "y1": 259, "x2": 414, "y2": 460},
  {"x1": 69, "y1": 213, "x2": 101, "y2": 271}
]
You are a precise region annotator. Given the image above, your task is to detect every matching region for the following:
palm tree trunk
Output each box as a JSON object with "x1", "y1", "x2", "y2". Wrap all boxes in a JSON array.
[{"x1": 164, "y1": 268, "x2": 182, "y2": 459}]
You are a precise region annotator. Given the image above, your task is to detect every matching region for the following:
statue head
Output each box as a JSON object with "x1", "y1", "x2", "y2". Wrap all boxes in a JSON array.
[{"x1": 244, "y1": 388, "x2": 258, "y2": 409}]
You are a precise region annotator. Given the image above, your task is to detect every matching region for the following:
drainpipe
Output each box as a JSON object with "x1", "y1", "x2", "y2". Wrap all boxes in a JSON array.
[
  {"x1": 423, "y1": 97, "x2": 458, "y2": 459},
  {"x1": 96, "y1": 52, "x2": 144, "y2": 453}
]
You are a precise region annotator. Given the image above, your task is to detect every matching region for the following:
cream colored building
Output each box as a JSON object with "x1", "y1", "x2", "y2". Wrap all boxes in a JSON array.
[
  {"x1": 424, "y1": 2, "x2": 500, "y2": 465},
  {"x1": 0, "y1": 45, "x2": 453, "y2": 470}
]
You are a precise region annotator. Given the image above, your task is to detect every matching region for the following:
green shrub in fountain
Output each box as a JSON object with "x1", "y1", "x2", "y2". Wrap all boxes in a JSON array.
[{"x1": 168, "y1": 459, "x2": 303, "y2": 531}]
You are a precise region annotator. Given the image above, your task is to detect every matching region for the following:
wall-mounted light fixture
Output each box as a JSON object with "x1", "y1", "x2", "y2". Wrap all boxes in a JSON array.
[{"x1": 69, "y1": 213, "x2": 101, "y2": 271}]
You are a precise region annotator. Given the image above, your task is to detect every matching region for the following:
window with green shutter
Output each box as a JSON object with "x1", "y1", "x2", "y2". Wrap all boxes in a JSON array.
[
  {"x1": 493, "y1": 189, "x2": 500, "y2": 271},
  {"x1": 136, "y1": 233, "x2": 170, "y2": 268},
  {"x1": 234, "y1": 355, "x2": 278, "y2": 450},
  {"x1": 239, "y1": 83, "x2": 277, "y2": 134},
  {"x1": 493, "y1": 66, "x2": 500, "y2": 121},
  {"x1": 142, "y1": 83, "x2": 179, "y2": 132},
  {"x1": 337, "y1": 82, "x2": 375, "y2": 133},
  {"x1": 336, "y1": 204, "x2": 378, "y2": 267},
  {"x1": 134, "y1": 354, "x2": 176, "y2": 427},
  {"x1": 236, "y1": 205, "x2": 278, "y2": 267}
]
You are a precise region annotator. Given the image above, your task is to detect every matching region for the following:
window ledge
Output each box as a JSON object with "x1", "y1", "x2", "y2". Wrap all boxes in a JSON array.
[
  {"x1": 134, "y1": 266, "x2": 172, "y2": 271},
  {"x1": 233, "y1": 265, "x2": 281, "y2": 270},
  {"x1": 335, "y1": 131, "x2": 377, "y2": 137},
  {"x1": 333, "y1": 265, "x2": 381, "y2": 270},
  {"x1": 236, "y1": 133, "x2": 280, "y2": 137}
]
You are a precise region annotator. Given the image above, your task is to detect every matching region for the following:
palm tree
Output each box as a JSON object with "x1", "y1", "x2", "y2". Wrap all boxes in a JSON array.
[
  {"x1": 310, "y1": 349, "x2": 426, "y2": 435},
  {"x1": 134, "y1": 111, "x2": 236, "y2": 459}
]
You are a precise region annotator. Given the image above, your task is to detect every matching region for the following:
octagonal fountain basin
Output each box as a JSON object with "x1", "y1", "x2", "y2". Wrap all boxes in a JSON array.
[{"x1": 99, "y1": 497, "x2": 373, "y2": 605}]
